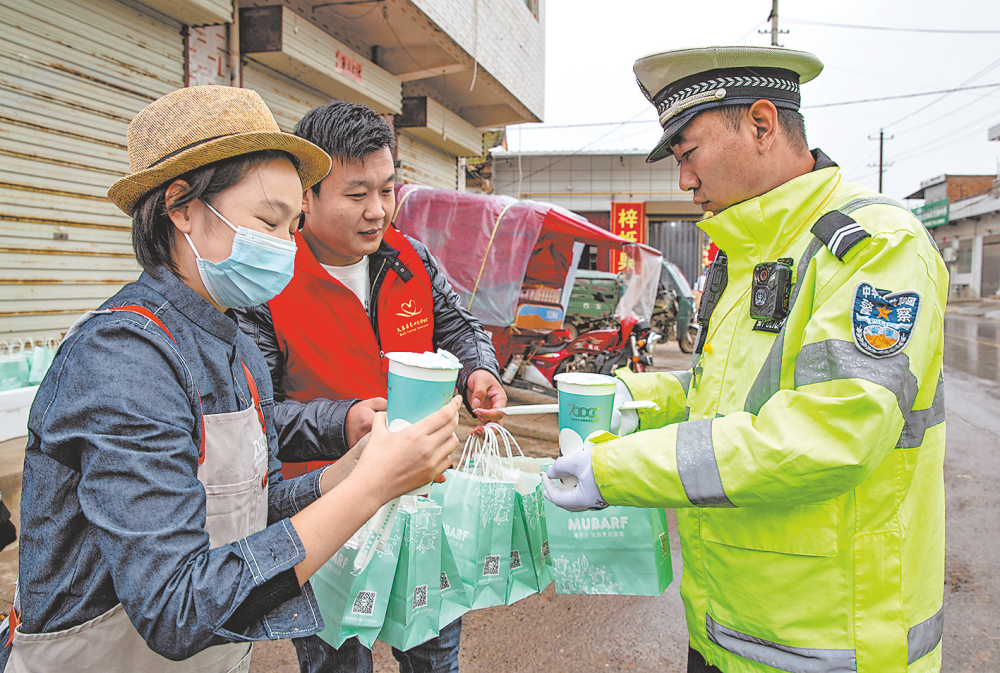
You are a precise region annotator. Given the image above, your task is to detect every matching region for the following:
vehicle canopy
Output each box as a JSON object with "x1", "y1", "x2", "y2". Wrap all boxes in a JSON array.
[
  {"x1": 391, "y1": 185, "x2": 652, "y2": 329},
  {"x1": 660, "y1": 260, "x2": 695, "y2": 300}
]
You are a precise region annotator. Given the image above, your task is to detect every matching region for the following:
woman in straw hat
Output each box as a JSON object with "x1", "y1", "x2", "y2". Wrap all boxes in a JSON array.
[{"x1": 1, "y1": 86, "x2": 460, "y2": 672}]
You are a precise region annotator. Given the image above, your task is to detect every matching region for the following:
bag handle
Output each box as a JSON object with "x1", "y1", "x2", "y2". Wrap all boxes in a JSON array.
[{"x1": 460, "y1": 424, "x2": 526, "y2": 479}]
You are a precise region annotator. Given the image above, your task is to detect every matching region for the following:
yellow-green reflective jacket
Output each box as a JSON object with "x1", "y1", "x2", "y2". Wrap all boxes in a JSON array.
[{"x1": 594, "y1": 154, "x2": 947, "y2": 673}]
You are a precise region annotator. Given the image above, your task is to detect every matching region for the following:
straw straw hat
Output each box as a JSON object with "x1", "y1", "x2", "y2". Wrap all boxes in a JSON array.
[{"x1": 108, "y1": 86, "x2": 332, "y2": 215}]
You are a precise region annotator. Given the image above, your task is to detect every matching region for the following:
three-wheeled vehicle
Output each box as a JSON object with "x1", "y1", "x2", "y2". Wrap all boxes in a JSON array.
[
  {"x1": 564, "y1": 270, "x2": 621, "y2": 339},
  {"x1": 652, "y1": 261, "x2": 699, "y2": 353},
  {"x1": 390, "y1": 185, "x2": 662, "y2": 395}
]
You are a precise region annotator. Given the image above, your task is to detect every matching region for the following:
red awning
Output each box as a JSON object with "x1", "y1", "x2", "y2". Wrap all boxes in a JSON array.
[{"x1": 541, "y1": 205, "x2": 630, "y2": 249}]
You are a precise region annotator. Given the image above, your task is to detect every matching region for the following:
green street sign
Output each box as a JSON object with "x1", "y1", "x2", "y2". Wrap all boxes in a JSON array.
[{"x1": 912, "y1": 198, "x2": 949, "y2": 229}]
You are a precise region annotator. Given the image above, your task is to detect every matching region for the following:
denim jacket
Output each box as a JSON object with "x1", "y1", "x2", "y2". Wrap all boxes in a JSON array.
[{"x1": 6, "y1": 267, "x2": 326, "y2": 664}]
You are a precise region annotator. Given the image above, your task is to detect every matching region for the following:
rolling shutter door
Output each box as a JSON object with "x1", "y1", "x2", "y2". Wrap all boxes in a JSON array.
[
  {"x1": 397, "y1": 132, "x2": 457, "y2": 190},
  {"x1": 0, "y1": 0, "x2": 184, "y2": 341},
  {"x1": 243, "y1": 63, "x2": 329, "y2": 133}
]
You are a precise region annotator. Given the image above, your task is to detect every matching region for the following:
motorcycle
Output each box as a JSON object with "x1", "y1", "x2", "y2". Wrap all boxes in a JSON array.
[
  {"x1": 651, "y1": 260, "x2": 699, "y2": 354},
  {"x1": 500, "y1": 316, "x2": 661, "y2": 396},
  {"x1": 503, "y1": 244, "x2": 663, "y2": 397}
]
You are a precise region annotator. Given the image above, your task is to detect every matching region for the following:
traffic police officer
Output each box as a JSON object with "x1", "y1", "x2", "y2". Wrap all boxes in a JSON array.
[{"x1": 544, "y1": 46, "x2": 947, "y2": 673}]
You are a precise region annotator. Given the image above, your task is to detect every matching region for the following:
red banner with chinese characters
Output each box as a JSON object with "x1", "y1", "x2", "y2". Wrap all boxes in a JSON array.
[
  {"x1": 336, "y1": 51, "x2": 363, "y2": 84},
  {"x1": 610, "y1": 202, "x2": 646, "y2": 273}
]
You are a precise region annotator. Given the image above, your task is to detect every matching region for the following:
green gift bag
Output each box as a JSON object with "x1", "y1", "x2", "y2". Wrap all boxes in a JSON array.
[
  {"x1": 379, "y1": 497, "x2": 443, "y2": 651},
  {"x1": 312, "y1": 506, "x2": 406, "y2": 649},
  {"x1": 0, "y1": 341, "x2": 30, "y2": 391},
  {"x1": 27, "y1": 339, "x2": 58, "y2": 386},
  {"x1": 543, "y1": 501, "x2": 672, "y2": 596},
  {"x1": 430, "y1": 468, "x2": 515, "y2": 610},
  {"x1": 437, "y1": 522, "x2": 471, "y2": 629},
  {"x1": 507, "y1": 472, "x2": 553, "y2": 604}
]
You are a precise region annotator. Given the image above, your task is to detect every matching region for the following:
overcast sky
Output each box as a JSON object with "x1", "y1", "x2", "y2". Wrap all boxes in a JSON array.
[{"x1": 505, "y1": 0, "x2": 1000, "y2": 203}]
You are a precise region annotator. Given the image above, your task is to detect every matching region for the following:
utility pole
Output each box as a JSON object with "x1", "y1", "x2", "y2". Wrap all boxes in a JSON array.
[
  {"x1": 770, "y1": 0, "x2": 780, "y2": 46},
  {"x1": 868, "y1": 129, "x2": 895, "y2": 193},
  {"x1": 759, "y1": 1, "x2": 789, "y2": 46}
]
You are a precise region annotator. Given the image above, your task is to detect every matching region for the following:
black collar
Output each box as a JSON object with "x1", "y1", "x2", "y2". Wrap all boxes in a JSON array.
[
  {"x1": 811, "y1": 148, "x2": 838, "y2": 172},
  {"x1": 369, "y1": 237, "x2": 414, "y2": 282}
]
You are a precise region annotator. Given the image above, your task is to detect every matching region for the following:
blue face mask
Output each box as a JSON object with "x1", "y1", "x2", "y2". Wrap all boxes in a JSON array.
[{"x1": 184, "y1": 202, "x2": 296, "y2": 309}]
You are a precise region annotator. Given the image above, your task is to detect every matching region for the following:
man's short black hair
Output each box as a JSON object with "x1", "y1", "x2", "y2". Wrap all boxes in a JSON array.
[
  {"x1": 716, "y1": 103, "x2": 809, "y2": 152},
  {"x1": 131, "y1": 150, "x2": 296, "y2": 274},
  {"x1": 294, "y1": 100, "x2": 396, "y2": 194}
]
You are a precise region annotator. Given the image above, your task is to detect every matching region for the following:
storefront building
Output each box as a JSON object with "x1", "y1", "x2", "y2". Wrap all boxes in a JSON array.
[
  {"x1": 0, "y1": 0, "x2": 545, "y2": 342},
  {"x1": 907, "y1": 173, "x2": 1000, "y2": 298}
]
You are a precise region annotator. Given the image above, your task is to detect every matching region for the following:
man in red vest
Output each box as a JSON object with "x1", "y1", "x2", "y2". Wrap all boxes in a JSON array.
[{"x1": 236, "y1": 100, "x2": 505, "y2": 673}]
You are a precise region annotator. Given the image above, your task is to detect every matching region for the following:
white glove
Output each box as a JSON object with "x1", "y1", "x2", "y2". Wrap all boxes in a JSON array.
[
  {"x1": 542, "y1": 446, "x2": 609, "y2": 512},
  {"x1": 610, "y1": 378, "x2": 639, "y2": 437}
]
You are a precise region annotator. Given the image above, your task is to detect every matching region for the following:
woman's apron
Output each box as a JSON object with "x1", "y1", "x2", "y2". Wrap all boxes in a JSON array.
[{"x1": 4, "y1": 306, "x2": 271, "y2": 673}]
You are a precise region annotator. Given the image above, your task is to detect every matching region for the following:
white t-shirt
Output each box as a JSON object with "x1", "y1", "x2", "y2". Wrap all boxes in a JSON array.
[{"x1": 322, "y1": 257, "x2": 371, "y2": 311}]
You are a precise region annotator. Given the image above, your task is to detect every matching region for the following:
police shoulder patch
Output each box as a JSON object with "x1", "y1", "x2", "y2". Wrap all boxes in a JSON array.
[{"x1": 851, "y1": 282, "x2": 921, "y2": 358}]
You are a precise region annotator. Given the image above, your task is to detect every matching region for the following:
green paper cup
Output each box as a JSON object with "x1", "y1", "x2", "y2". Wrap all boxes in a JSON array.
[
  {"x1": 386, "y1": 351, "x2": 462, "y2": 433},
  {"x1": 554, "y1": 372, "x2": 617, "y2": 456}
]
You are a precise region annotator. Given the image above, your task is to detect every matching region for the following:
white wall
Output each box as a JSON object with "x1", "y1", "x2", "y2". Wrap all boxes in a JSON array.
[{"x1": 490, "y1": 152, "x2": 683, "y2": 211}]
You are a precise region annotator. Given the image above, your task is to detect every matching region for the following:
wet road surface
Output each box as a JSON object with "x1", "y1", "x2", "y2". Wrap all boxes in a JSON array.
[
  {"x1": 253, "y1": 318, "x2": 1000, "y2": 672},
  {"x1": 940, "y1": 315, "x2": 1000, "y2": 671}
]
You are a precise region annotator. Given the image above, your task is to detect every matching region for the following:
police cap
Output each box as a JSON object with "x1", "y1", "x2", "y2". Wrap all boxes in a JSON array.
[{"x1": 634, "y1": 46, "x2": 823, "y2": 163}]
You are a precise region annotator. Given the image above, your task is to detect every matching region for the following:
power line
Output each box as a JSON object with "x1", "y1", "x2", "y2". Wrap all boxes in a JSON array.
[
  {"x1": 884, "y1": 56, "x2": 1000, "y2": 128},
  {"x1": 783, "y1": 17, "x2": 1000, "y2": 34},
  {"x1": 511, "y1": 82, "x2": 1000, "y2": 133},
  {"x1": 805, "y1": 82, "x2": 1000, "y2": 109},
  {"x1": 496, "y1": 108, "x2": 651, "y2": 193},
  {"x1": 510, "y1": 119, "x2": 658, "y2": 130}
]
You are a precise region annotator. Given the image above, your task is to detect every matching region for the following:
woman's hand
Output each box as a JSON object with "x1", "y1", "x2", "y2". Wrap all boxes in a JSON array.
[
  {"x1": 290, "y1": 396, "x2": 461, "y2": 584},
  {"x1": 353, "y1": 396, "x2": 462, "y2": 500}
]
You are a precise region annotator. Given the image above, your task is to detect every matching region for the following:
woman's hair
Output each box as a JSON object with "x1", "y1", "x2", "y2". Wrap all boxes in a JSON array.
[{"x1": 131, "y1": 149, "x2": 298, "y2": 274}]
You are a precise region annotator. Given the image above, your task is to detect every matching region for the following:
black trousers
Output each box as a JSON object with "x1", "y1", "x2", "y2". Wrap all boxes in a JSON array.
[{"x1": 688, "y1": 646, "x2": 723, "y2": 673}]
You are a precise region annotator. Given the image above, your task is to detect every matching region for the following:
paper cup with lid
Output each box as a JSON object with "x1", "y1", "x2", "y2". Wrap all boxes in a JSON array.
[
  {"x1": 553, "y1": 372, "x2": 618, "y2": 456},
  {"x1": 385, "y1": 350, "x2": 462, "y2": 432}
]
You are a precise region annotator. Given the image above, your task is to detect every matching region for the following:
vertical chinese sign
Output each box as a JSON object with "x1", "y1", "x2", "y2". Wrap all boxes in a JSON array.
[{"x1": 610, "y1": 202, "x2": 646, "y2": 273}]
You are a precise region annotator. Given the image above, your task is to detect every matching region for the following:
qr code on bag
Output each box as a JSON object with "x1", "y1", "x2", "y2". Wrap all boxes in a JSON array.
[
  {"x1": 412, "y1": 584, "x2": 428, "y2": 609},
  {"x1": 351, "y1": 590, "x2": 376, "y2": 615},
  {"x1": 483, "y1": 554, "x2": 501, "y2": 576},
  {"x1": 440, "y1": 571, "x2": 451, "y2": 591},
  {"x1": 510, "y1": 550, "x2": 522, "y2": 570},
  {"x1": 541, "y1": 539, "x2": 550, "y2": 558}
]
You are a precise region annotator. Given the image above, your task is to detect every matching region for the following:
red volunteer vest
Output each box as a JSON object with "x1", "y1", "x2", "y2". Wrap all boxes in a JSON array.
[{"x1": 269, "y1": 228, "x2": 435, "y2": 476}]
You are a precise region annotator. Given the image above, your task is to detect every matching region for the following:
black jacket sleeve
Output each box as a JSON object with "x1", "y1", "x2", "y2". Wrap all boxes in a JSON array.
[
  {"x1": 405, "y1": 235, "x2": 502, "y2": 410},
  {"x1": 233, "y1": 303, "x2": 358, "y2": 462}
]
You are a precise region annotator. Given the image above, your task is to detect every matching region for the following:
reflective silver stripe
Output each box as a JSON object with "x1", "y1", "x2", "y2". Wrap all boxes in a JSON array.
[
  {"x1": 707, "y1": 615, "x2": 857, "y2": 673},
  {"x1": 841, "y1": 196, "x2": 941, "y2": 252},
  {"x1": 675, "y1": 418, "x2": 734, "y2": 507},
  {"x1": 839, "y1": 196, "x2": 904, "y2": 215},
  {"x1": 795, "y1": 339, "x2": 918, "y2": 418},
  {"x1": 745, "y1": 238, "x2": 825, "y2": 415},
  {"x1": 897, "y1": 372, "x2": 945, "y2": 449},
  {"x1": 672, "y1": 370, "x2": 693, "y2": 395},
  {"x1": 908, "y1": 607, "x2": 944, "y2": 664}
]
